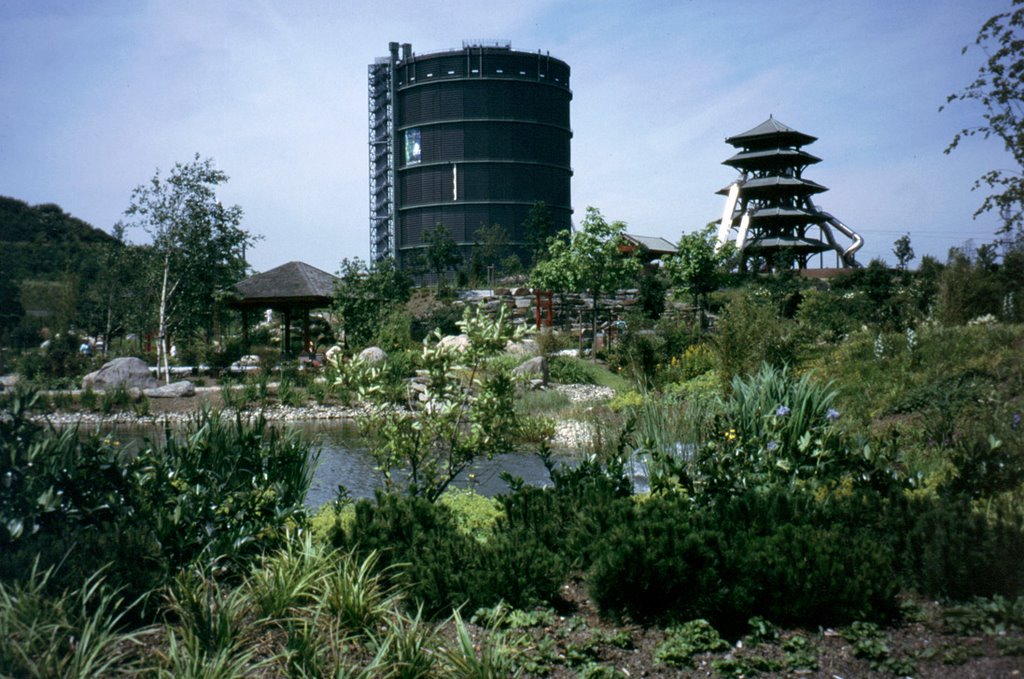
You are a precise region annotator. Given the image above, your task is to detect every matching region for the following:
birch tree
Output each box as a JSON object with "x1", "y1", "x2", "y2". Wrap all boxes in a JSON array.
[{"x1": 124, "y1": 155, "x2": 254, "y2": 381}]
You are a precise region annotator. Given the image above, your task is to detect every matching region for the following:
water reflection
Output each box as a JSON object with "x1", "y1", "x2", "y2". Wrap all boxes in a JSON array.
[
  {"x1": 296, "y1": 421, "x2": 566, "y2": 509},
  {"x1": 84, "y1": 419, "x2": 583, "y2": 509}
]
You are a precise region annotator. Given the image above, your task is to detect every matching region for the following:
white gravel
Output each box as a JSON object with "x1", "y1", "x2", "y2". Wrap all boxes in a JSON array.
[
  {"x1": 29, "y1": 404, "x2": 366, "y2": 427},
  {"x1": 553, "y1": 383, "x2": 616, "y2": 403}
]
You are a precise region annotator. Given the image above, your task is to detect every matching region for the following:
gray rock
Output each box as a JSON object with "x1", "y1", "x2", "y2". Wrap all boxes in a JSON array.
[
  {"x1": 358, "y1": 346, "x2": 388, "y2": 363},
  {"x1": 437, "y1": 334, "x2": 470, "y2": 352},
  {"x1": 505, "y1": 338, "x2": 539, "y2": 357},
  {"x1": 143, "y1": 380, "x2": 195, "y2": 398},
  {"x1": 82, "y1": 357, "x2": 160, "y2": 391},
  {"x1": 513, "y1": 356, "x2": 548, "y2": 384}
]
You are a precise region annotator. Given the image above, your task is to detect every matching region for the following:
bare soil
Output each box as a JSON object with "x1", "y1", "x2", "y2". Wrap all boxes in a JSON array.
[{"x1": 492, "y1": 579, "x2": 1024, "y2": 678}]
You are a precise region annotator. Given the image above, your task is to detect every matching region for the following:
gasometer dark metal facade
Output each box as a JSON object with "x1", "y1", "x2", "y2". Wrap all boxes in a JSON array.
[{"x1": 369, "y1": 41, "x2": 572, "y2": 269}]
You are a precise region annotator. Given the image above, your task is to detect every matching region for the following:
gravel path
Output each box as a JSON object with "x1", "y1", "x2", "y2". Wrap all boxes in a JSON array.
[{"x1": 27, "y1": 384, "x2": 616, "y2": 443}]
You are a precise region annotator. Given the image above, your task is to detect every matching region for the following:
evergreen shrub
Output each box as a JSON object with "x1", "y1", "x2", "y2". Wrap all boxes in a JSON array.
[
  {"x1": 339, "y1": 490, "x2": 567, "y2": 615},
  {"x1": 586, "y1": 489, "x2": 901, "y2": 632}
]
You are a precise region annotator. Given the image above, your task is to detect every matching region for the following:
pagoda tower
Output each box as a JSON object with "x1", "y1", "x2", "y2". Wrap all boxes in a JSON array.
[{"x1": 714, "y1": 117, "x2": 863, "y2": 270}]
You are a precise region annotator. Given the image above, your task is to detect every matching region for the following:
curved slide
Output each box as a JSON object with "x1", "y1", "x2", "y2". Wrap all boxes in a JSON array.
[
  {"x1": 715, "y1": 182, "x2": 740, "y2": 251},
  {"x1": 819, "y1": 211, "x2": 864, "y2": 266}
]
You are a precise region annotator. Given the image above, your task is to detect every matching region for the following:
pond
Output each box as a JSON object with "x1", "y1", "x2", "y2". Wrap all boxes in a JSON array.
[
  {"x1": 86, "y1": 419, "x2": 650, "y2": 509},
  {"x1": 294, "y1": 420, "x2": 576, "y2": 509}
]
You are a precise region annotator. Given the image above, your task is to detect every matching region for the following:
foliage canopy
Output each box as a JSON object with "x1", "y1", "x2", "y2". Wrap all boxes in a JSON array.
[{"x1": 943, "y1": 0, "x2": 1024, "y2": 240}]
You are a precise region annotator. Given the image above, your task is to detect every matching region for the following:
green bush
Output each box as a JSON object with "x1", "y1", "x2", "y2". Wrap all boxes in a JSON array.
[
  {"x1": 1, "y1": 400, "x2": 315, "y2": 604},
  {"x1": 891, "y1": 494, "x2": 1024, "y2": 600},
  {"x1": 586, "y1": 490, "x2": 900, "y2": 632},
  {"x1": 338, "y1": 490, "x2": 567, "y2": 615},
  {"x1": 710, "y1": 292, "x2": 797, "y2": 387},
  {"x1": 605, "y1": 324, "x2": 663, "y2": 390},
  {"x1": 437, "y1": 488, "x2": 504, "y2": 543},
  {"x1": 549, "y1": 355, "x2": 598, "y2": 384},
  {"x1": 16, "y1": 333, "x2": 93, "y2": 389}
]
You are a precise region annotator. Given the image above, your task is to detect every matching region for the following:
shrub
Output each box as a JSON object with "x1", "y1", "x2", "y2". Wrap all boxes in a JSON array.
[
  {"x1": 549, "y1": 356, "x2": 629, "y2": 390},
  {"x1": 15, "y1": 333, "x2": 93, "y2": 389},
  {"x1": 654, "y1": 619, "x2": 729, "y2": 668},
  {"x1": 437, "y1": 488, "x2": 504, "y2": 543},
  {"x1": 338, "y1": 492, "x2": 476, "y2": 615},
  {"x1": 549, "y1": 355, "x2": 598, "y2": 385},
  {"x1": 339, "y1": 490, "x2": 567, "y2": 615},
  {"x1": 586, "y1": 489, "x2": 900, "y2": 632},
  {"x1": 892, "y1": 494, "x2": 1024, "y2": 600},
  {"x1": 1, "y1": 401, "x2": 315, "y2": 603},
  {"x1": 710, "y1": 292, "x2": 797, "y2": 387}
]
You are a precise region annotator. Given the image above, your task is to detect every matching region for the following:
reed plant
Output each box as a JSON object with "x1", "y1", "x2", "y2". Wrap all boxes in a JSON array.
[
  {"x1": 441, "y1": 608, "x2": 525, "y2": 678},
  {"x1": 374, "y1": 605, "x2": 439, "y2": 679},
  {"x1": 163, "y1": 565, "x2": 255, "y2": 655},
  {"x1": 0, "y1": 563, "x2": 136, "y2": 678},
  {"x1": 156, "y1": 630, "x2": 266, "y2": 679},
  {"x1": 247, "y1": 531, "x2": 327, "y2": 619},
  {"x1": 324, "y1": 550, "x2": 402, "y2": 636}
]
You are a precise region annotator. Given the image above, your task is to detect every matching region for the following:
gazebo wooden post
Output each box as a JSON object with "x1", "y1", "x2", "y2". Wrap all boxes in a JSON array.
[
  {"x1": 302, "y1": 310, "x2": 310, "y2": 354},
  {"x1": 283, "y1": 308, "x2": 292, "y2": 357},
  {"x1": 241, "y1": 308, "x2": 250, "y2": 348}
]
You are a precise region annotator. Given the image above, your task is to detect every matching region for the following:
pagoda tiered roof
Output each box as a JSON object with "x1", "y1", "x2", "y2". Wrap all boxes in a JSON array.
[
  {"x1": 716, "y1": 176, "x2": 827, "y2": 197},
  {"x1": 747, "y1": 206, "x2": 828, "y2": 225},
  {"x1": 723, "y1": 148, "x2": 822, "y2": 171},
  {"x1": 745, "y1": 235, "x2": 831, "y2": 254},
  {"x1": 725, "y1": 116, "x2": 817, "y2": 149},
  {"x1": 717, "y1": 116, "x2": 863, "y2": 269}
]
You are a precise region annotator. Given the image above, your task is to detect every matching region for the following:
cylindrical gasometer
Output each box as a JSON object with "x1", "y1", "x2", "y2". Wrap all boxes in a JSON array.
[{"x1": 376, "y1": 42, "x2": 572, "y2": 272}]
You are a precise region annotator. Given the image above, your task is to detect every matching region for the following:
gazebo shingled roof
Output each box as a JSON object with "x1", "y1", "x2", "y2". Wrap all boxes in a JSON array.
[
  {"x1": 231, "y1": 261, "x2": 338, "y2": 309},
  {"x1": 229, "y1": 261, "x2": 339, "y2": 356}
]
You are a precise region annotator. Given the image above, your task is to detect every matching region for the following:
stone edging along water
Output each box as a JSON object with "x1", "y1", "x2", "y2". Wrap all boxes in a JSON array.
[{"x1": 25, "y1": 384, "x2": 614, "y2": 450}]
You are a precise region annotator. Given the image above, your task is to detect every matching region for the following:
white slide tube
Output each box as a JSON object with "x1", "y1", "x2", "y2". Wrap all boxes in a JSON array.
[
  {"x1": 820, "y1": 211, "x2": 864, "y2": 262},
  {"x1": 715, "y1": 182, "x2": 740, "y2": 251},
  {"x1": 735, "y1": 212, "x2": 751, "y2": 251}
]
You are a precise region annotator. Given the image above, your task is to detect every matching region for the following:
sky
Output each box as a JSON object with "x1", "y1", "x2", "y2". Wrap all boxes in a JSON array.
[{"x1": 0, "y1": 0, "x2": 1015, "y2": 275}]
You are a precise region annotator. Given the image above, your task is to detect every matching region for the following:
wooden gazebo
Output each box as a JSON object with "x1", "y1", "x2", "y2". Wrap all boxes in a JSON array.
[{"x1": 230, "y1": 261, "x2": 338, "y2": 355}]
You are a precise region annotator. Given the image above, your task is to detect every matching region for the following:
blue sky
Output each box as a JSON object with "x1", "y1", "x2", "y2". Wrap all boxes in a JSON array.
[{"x1": 0, "y1": 0, "x2": 1013, "y2": 274}]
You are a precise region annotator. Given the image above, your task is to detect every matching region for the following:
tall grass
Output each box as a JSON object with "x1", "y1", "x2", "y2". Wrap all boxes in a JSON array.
[
  {"x1": 441, "y1": 608, "x2": 524, "y2": 678},
  {"x1": 720, "y1": 363, "x2": 838, "y2": 452},
  {"x1": 0, "y1": 563, "x2": 136, "y2": 678},
  {"x1": 247, "y1": 531, "x2": 327, "y2": 619},
  {"x1": 324, "y1": 550, "x2": 402, "y2": 636}
]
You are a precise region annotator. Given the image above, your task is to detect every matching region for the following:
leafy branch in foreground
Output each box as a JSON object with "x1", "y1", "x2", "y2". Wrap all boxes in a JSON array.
[
  {"x1": 942, "y1": 0, "x2": 1024, "y2": 239},
  {"x1": 332, "y1": 304, "x2": 532, "y2": 501}
]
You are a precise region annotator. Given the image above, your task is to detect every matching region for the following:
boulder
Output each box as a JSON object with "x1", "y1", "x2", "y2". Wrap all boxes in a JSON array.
[
  {"x1": 513, "y1": 356, "x2": 548, "y2": 384},
  {"x1": 143, "y1": 380, "x2": 195, "y2": 398},
  {"x1": 358, "y1": 346, "x2": 388, "y2": 363},
  {"x1": 505, "y1": 338, "x2": 539, "y2": 357},
  {"x1": 82, "y1": 357, "x2": 160, "y2": 391},
  {"x1": 437, "y1": 334, "x2": 470, "y2": 352}
]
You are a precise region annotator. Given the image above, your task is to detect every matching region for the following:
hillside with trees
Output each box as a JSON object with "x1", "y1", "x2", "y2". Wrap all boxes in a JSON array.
[{"x1": 0, "y1": 197, "x2": 125, "y2": 348}]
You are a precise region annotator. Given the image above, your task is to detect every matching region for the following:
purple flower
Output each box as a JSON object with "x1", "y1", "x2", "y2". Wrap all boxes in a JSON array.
[
  {"x1": 826, "y1": 408, "x2": 841, "y2": 422},
  {"x1": 1013, "y1": 413, "x2": 1022, "y2": 430},
  {"x1": 767, "y1": 441, "x2": 779, "y2": 452},
  {"x1": 775, "y1": 405, "x2": 791, "y2": 417}
]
